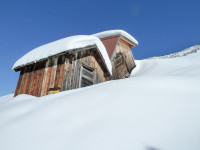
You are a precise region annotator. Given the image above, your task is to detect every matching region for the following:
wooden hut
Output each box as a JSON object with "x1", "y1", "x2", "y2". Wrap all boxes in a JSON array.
[
  {"x1": 13, "y1": 36, "x2": 112, "y2": 97},
  {"x1": 13, "y1": 30, "x2": 138, "y2": 97},
  {"x1": 93, "y1": 30, "x2": 138, "y2": 79}
]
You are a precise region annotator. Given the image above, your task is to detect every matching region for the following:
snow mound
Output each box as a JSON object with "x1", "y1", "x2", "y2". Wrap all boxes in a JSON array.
[
  {"x1": 150, "y1": 44, "x2": 200, "y2": 59},
  {"x1": 12, "y1": 35, "x2": 112, "y2": 74},
  {"x1": 1, "y1": 45, "x2": 200, "y2": 150},
  {"x1": 93, "y1": 30, "x2": 138, "y2": 45}
]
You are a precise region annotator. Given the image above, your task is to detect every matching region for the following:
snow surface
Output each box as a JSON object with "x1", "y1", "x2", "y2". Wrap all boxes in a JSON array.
[
  {"x1": 12, "y1": 35, "x2": 112, "y2": 74},
  {"x1": 1, "y1": 46, "x2": 200, "y2": 150},
  {"x1": 150, "y1": 44, "x2": 200, "y2": 59},
  {"x1": 93, "y1": 30, "x2": 139, "y2": 45}
]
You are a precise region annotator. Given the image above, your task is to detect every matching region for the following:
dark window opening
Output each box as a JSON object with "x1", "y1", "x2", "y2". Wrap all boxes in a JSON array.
[{"x1": 80, "y1": 66, "x2": 94, "y2": 87}]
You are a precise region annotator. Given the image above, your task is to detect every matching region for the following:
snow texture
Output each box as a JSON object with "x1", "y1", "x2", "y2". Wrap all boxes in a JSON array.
[
  {"x1": 93, "y1": 29, "x2": 139, "y2": 45},
  {"x1": 2, "y1": 45, "x2": 200, "y2": 150},
  {"x1": 149, "y1": 44, "x2": 200, "y2": 59},
  {"x1": 12, "y1": 35, "x2": 112, "y2": 74}
]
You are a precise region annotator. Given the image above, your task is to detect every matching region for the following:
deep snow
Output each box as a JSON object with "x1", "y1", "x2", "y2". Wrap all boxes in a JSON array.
[{"x1": 1, "y1": 45, "x2": 200, "y2": 150}]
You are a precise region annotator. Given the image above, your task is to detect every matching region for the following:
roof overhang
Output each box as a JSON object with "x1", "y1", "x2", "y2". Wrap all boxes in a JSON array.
[{"x1": 13, "y1": 45, "x2": 111, "y2": 76}]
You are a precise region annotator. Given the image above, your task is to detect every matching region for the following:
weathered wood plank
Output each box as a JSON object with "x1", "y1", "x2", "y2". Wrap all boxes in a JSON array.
[
  {"x1": 44, "y1": 58, "x2": 53, "y2": 95},
  {"x1": 29, "y1": 64, "x2": 37, "y2": 96},
  {"x1": 32, "y1": 63, "x2": 42, "y2": 96},
  {"x1": 14, "y1": 68, "x2": 24, "y2": 97},
  {"x1": 22, "y1": 66, "x2": 31, "y2": 94},
  {"x1": 49, "y1": 57, "x2": 58, "y2": 89},
  {"x1": 54, "y1": 55, "x2": 62, "y2": 90},
  {"x1": 27, "y1": 64, "x2": 36, "y2": 95},
  {"x1": 19, "y1": 67, "x2": 27, "y2": 94},
  {"x1": 24, "y1": 65, "x2": 33, "y2": 94},
  {"x1": 68, "y1": 54, "x2": 73, "y2": 90},
  {"x1": 62, "y1": 54, "x2": 71, "y2": 91},
  {"x1": 58, "y1": 55, "x2": 65, "y2": 90},
  {"x1": 36, "y1": 61, "x2": 46, "y2": 97},
  {"x1": 40, "y1": 59, "x2": 50, "y2": 96}
]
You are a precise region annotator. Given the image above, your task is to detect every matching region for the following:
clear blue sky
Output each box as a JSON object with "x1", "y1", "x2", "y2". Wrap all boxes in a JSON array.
[{"x1": 0, "y1": 0, "x2": 200, "y2": 96}]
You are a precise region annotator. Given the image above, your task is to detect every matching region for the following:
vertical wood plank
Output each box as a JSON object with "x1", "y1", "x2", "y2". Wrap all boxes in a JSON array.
[
  {"x1": 32, "y1": 63, "x2": 41, "y2": 96},
  {"x1": 40, "y1": 59, "x2": 50, "y2": 96},
  {"x1": 29, "y1": 64, "x2": 37, "y2": 96},
  {"x1": 22, "y1": 66, "x2": 31, "y2": 94},
  {"x1": 19, "y1": 67, "x2": 27, "y2": 94},
  {"x1": 62, "y1": 56, "x2": 68, "y2": 91},
  {"x1": 44, "y1": 58, "x2": 53, "y2": 95},
  {"x1": 36, "y1": 61, "x2": 46, "y2": 97},
  {"x1": 14, "y1": 68, "x2": 24, "y2": 97},
  {"x1": 68, "y1": 55, "x2": 73, "y2": 90},
  {"x1": 27, "y1": 64, "x2": 36, "y2": 95},
  {"x1": 24, "y1": 65, "x2": 33, "y2": 94},
  {"x1": 49, "y1": 57, "x2": 58, "y2": 89},
  {"x1": 54, "y1": 55, "x2": 62, "y2": 90},
  {"x1": 58, "y1": 55, "x2": 65, "y2": 90}
]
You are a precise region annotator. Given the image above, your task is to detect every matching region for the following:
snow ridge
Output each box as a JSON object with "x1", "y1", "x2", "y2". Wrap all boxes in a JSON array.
[{"x1": 150, "y1": 44, "x2": 200, "y2": 59}]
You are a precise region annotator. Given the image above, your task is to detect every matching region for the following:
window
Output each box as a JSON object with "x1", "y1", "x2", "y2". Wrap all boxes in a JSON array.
[{"x1": 79, "y1": 65, "x2": 94, "y2": 88}]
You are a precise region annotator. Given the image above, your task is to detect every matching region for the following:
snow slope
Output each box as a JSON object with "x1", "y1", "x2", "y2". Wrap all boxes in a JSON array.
[
  {"x1": 150, "y1": 44, "x2": 200, "y2": 59},
  {"x1": 1, "y1": 45, "x2": 200, "y2": 150}
]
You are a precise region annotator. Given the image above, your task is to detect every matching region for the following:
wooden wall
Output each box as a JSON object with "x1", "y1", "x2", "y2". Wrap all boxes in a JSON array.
[
  {"x1": 14, "y1": 48, "x2": 109, "y2": 97},
  {"x1": 111, "y1": 37, "x2": 136, "y2": 79}
]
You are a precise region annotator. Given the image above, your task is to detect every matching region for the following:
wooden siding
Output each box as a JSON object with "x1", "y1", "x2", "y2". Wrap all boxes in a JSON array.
[
  {"x1": 14, "y1": 48, "x2": 109, "y2": 97},
  {"x1": 14, "y1": 61, "x2": 46, "y2": 97},
  {"x1": 111, "y1": 37, "x2": 136, "y2": 79}
]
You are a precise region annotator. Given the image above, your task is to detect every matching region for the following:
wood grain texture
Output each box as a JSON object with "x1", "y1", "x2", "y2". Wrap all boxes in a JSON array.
[
  {"x1": 49, "y1": 57, "x2": 58, "y2": 89},
  {"x1": 24, "y1": 65, "x2": 33, "y2": 94},
  {"x1": 14, "y1": 47, "x2": 111, "y2": 97},
  {"x1": 110, "y1": 37, "x2": 136, "y2": 79},
  {"x1": 29, "y1": 64, "x2": 37, "y2": 96},
  {"x1": 44, "y1": 58, "x2": 53, "y2": 95},
  {"x1": 19, "y1": 67, "x2": 27, "y2": 94},
  {"x1": 40, "y1": 59, "x2": 50, "y2": 96},
  {"x1": 58, "y1": 55, "x2": 65, "y2": 90},
  {"x1": 14, "y1": 68, "x2": 24, "y2": 97},
  {"x1": 54, "y1": 55, "x2": 62, "y2": 90},
  {"x1": 36, "y1": 61, "x2": 45, "y2": 97}
]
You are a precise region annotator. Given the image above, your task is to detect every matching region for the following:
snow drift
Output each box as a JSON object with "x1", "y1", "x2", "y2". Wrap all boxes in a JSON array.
[{"x1": 1, "y1": 45, "x2": 200, "y2": 150}]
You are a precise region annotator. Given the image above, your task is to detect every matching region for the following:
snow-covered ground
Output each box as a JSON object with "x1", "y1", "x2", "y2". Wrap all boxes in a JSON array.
[{"x1": 1, "y1": 46, "x2": 200, "y2": 150}]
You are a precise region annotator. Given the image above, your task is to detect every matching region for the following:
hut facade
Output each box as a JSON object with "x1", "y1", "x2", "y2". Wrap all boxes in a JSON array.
[
  {"x1": 13, "y1": 30, "x2": 138, "y2": 97},
  {"x1": 93, "y1": 30, "x2": 138, "y2": 79}
]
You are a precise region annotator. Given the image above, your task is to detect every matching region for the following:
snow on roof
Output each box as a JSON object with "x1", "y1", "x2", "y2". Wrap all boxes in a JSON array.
[
  {"x1": 92, "y1": 30, "x2": 138, "y2": 45},
  {"x1": 12, "y1": 35, "x2": 112, "y2": 74}
]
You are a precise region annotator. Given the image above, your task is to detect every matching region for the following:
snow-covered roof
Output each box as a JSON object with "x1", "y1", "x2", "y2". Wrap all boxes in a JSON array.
[
  {"x1": 12, "y1": 35, "x2": 112, "y2": 74},
  {"x1": 92, "y1": 30, "x2": 138, "y2": 45}
]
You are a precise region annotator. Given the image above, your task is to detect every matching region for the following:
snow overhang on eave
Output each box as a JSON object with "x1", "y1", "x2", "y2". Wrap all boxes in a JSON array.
[
  {"x1": 12, "y1": 44, "x2": 111, "y2": 76},
  {"x1": 120, "y1": 35, "x2": 138, "y2": 47},
  {"x1": 12, "y1": 45, "x2": 97, "y2": 71}
]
